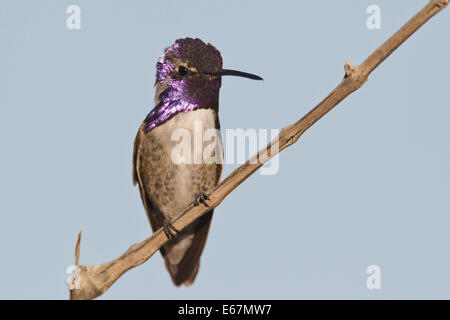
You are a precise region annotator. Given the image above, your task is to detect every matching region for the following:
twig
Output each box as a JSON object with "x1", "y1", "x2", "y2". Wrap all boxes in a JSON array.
[
  {"x1": 75, "y1": 231, "x2": 81, "y2": 266},
  {"x1": 68, "y1": 0, "x2": 449, "y2": 300}
]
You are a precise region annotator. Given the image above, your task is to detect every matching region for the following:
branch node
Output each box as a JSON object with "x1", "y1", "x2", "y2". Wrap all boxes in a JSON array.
[
  {"x1": 433, "y1": 0, "x2": 449, "y2": 9},
  {"x1": 344, "y1": 61, "x2": 353, "y2": 77}
]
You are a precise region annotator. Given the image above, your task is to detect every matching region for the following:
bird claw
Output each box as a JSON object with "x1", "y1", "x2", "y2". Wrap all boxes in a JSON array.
[
  {"x1": 194, "y1": 192, "x2": 210, "y2": 207},
  {"x1": 163, "y1": 219, "x2": 179, "y2": 240}
]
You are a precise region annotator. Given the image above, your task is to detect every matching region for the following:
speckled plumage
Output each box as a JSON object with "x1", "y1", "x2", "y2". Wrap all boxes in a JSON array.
[{"x1": 133, "y1": 38, "x2": 223, "y2": 286}]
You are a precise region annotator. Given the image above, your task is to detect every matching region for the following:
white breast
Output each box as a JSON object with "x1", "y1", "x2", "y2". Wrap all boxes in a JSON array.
[{"x1": 151, "y1": 108, "x2": 222, "y2": 164}]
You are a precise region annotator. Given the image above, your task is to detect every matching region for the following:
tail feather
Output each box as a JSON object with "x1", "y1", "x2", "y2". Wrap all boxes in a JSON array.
[{"x1": 163, "y1": 210, "x2": 213, "y2": 286}]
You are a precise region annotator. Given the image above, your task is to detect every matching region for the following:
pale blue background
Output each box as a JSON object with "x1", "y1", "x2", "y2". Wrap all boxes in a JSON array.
[{"x1": 1, "y1": 0, "x2": 449, "y2": 299}]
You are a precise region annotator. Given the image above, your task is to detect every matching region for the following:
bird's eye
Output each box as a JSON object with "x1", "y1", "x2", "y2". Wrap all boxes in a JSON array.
[{"x1": 178, "y1": 66, "x2": 188, "y2": 76}]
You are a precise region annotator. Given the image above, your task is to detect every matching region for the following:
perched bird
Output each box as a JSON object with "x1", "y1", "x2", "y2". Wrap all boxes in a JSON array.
[{"x1": 133, "y1": 38, "x2": 262, "y2": 286}]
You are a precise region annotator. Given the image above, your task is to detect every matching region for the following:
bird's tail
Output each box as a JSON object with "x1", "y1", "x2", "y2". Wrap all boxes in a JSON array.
[{"x1": 161, "y1": 210, "x2": 213, "y2": 286}]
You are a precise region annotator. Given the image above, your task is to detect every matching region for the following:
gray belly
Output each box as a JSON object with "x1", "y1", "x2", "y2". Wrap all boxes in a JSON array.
[{"x1": 141, "y1": 109, "x2": 223, "y2": 219}]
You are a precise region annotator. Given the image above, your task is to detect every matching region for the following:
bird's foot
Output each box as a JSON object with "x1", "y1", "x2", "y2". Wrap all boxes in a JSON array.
[
  {"x1": 163, "y1": 219, "x2": 180, "y2": 240},
  {"x1": 194, "y1": 192, "x2": 210, "y2": 207}
]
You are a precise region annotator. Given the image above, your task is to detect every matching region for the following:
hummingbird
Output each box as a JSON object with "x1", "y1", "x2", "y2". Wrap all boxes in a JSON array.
[{"x1": 132, "y1": 38, "x2": 262, "y2": 286}]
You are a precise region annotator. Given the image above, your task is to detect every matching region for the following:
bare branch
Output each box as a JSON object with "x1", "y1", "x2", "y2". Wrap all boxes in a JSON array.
[{"x1": 68, "y1": 0, "x2": 449, "y2": 300}]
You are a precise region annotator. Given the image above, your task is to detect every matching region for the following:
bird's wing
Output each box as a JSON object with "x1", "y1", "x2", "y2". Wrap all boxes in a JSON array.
[{"x1": 132, "y1": 126, "x2": 164, "y2": 231}]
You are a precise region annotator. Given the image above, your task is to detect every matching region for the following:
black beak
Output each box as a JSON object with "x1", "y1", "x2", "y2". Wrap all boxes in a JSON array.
[{"x1": 220, "y1": 69, "x2": 263, "y2": 80}]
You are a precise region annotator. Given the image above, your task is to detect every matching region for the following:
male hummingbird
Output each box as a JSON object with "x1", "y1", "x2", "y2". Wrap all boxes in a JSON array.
[{"x1": 132, "y1": 38, "x2": 262, "y2": 286}]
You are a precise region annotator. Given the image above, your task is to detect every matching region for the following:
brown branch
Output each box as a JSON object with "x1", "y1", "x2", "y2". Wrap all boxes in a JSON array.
[{"x1": 68, "y1": 0, "x2": 449, "y2": 300}]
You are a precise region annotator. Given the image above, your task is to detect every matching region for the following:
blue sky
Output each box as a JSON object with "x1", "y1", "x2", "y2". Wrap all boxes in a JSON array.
[{"x1": 0, "y1": 0, "x2": 449, "y2": 299}]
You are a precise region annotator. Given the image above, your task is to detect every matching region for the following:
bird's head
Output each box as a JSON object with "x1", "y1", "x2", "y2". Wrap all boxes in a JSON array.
[{"x1": 145, "y1": 38, "x2": 262, "y2": 132}]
